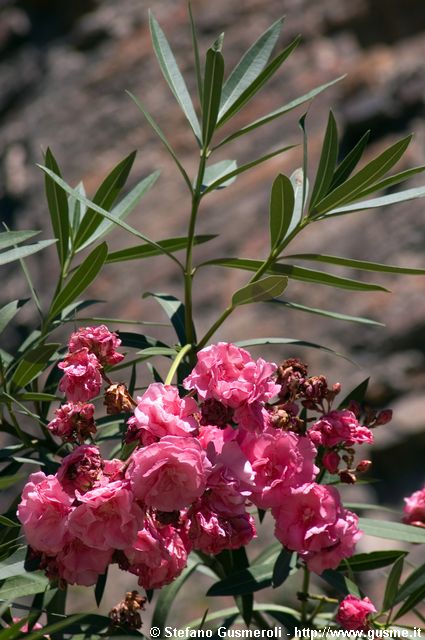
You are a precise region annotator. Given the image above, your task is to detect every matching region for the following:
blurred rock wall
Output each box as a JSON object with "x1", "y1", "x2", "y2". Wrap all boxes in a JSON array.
[{"x1": 1, "y1": 0, "x2": 425, "y2": 503}]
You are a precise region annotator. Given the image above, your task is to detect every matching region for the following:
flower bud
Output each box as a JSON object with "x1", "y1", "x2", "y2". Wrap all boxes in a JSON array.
[
  {"x1": 339, "y1": 469, "x2": 357, "y2": 484},
  {"x1": 322, "y1": 451, "x2": 341, "y2": 474},
  {"x1": 356, "y1": 460, "x2": 372, "y2": 474},
  {"x1": 375, "y1": 409, "x2": 393, "y2": 426}
]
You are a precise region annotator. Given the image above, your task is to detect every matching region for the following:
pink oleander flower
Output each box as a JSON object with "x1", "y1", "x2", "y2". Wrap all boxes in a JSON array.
[
  {"x1": 133, "y1": 383, "x2": 198, "y2": 441},
  {"x1": 204, "y1": 453, "x2": 253, "y2": 517},
  {"x1": 188, "y1": 504, "x2": 256, "y2": 554},
  {"x1": 57, "y1": 444, "x2": 103, "y2": 494},
  {"x1": 17, "y1": 472, "x2": 73, "y2": 554},
  {"x1": 308, "y1": 410, "x2": 373, "y2": 448},
  {"x1": 103, "y1": 458, "x2": 125, "y2": 481},
  {"x1": 68, "y1": 480, "x2": 143, "y2": 551},
  {"x1": 57, "y1": 539, "x2": 112, "y2": 586},
  {"x1": 403, "y1": 486, "x2": 425, "y2": 527},
  {"x1": 122, "y1": 519, "x2": 190, "y2": 589},
  {"x1": 239, "y1": 429, "x2": 318, "y2": 509},
  {"x1": 197, "y1": 424, "x2": 236, "y2": 455},
  {"x1": 323, "y1": 450, "x2": 341, "y2": 474},
  {"x1": 273, "y1": 483, "x2": 362, "y2": 573},
  {"x1": 58, "y1": 349, "x2": 102, "y2": 402},
  {"x1": 127, "y1": 436, "x2": 211, "y2": 511},
  {"x1": 47, "y1": 401, "x2": 96, "y2": 443},
  {"x1": 183, "y1": 342, "x2": 279, "y2": 409},
  {"x1": 233, "y1": 402, "x2": 271, "y2": 433},
  {"x1": 68, "y1": 324, "x2": 124, "y2": 366},
  {"x1": 336, "y1": 595, "x2": 377, "y2": 631}
]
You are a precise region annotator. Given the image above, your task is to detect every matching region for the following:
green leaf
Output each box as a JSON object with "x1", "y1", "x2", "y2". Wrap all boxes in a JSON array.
[
  {"x1": 0, "y1": 230, "x2": 40, "y2": 251},
  {"x1": 106, "y1": 234, "x2": 216, "y2": 263},
  {"x1": 143, "y1": 292, "x2": 191, "y2": 345},
  {"x1": 202, "y1": 160, "x2": 238, "y2": 190},
  {"x1": 339, "y1": 551, "x2": 407, "y2": 573},
  {"x1": 219, "y1": 17, "x2": 283, "y2": 119},
  {"x1": 138, "y1": 346, "x2": 177, "y2": 357},
  {"x1": 325, "y1": 184, "x2": 425, "y2": 217},
  {"x1": 270, "y1": 299, "x2": 384, "y2": 326},
  {"x1": 394, "y1": 584, "x2": 425, "y2": 620},
  {"x1": 77, "y1": 170, "x2": 161, "y2": 252},
  {"x1": 288, "y1": 168, "x2": 307, "y2": 237},
  {"x1": 25, "y1": 614, "x2": 88, "y2": 640},
  {"x1": 188, "y1": 2, "x2": 203, "y2": 105},
  {"x1": 111, "y1": 332, "x2": 170, "y2": 352},
  {"x1": 149, "y1": 11, "x2": 201, "y2": 142},
  {"x1": 0, "y1": 475, "x2": 25, "y2": 491},
  {"x1": 339, "y1": 378, "x2": 370, "y2": 408},
  {"x1": 235, "y1": 337, "x2": 349, "y2": 360},
  {"x1": 202, "y1": 146, "x2": 295, "y2": 194},
  {"x1": 269, "y1": 174, "x2": 295, "y2": 249},
  {"x1": 383, "y1": 556, "x2": 404, "y2": 610},
  {"x1": 255, "y1": 605, "x2": 299, "y2": 636},
  {"x1": 320, "y1": 569, "x2": 360, "y2": 596},
  {"x1": 349, "y1": 165, "x2": 425, "y2": 201},
  {"x1": 0, "y1": 240, "x2": 57, "y2": 266},
  {"x1": 74, "y1": 151, "x2": 137, "y2": 250},
  {"x1": 330, "y1": 131, "x2": 371, "y2": 190},
  {"x1": 0, "y1": 572, "x2": 50, "y2": 599},
  {"x1": 151, "y1": 562, "x2": 199, "y2": 631},
  {"x1": 314, "y1": 135, "x2": 413, "y2": 215},
  {"x1": 48, "y1": 243, "x2": 107, "y2": 319},
  {"x1": 94, "y1": 568, "x2": 108, "y2": 607},
  {"x1": 207, "y1": 562, "x2": 274, "y2": 596},
  {"x1": 215, "y1": 76, "x2": 344, "y2": 148},
  {"x1": 202, "y1": 45, "x2": 224, "y2": 147},
  {"x1": 358, "y1": 518, "x2": 425, "y2": 543},
  {"x1": 17, "y1": 392, "x2": 58, "y2": 402},
  {"x1": 0, "y1": 516, "x2": 19, "y2": 528},
  {"x1": 128, "y1": 91, "x2": 193, "y2": 192},
  {"x1": 217, "y1": 36, "x2": 301, "y2": 127},
  {"x1": 310, "y1": 111, "x2": 339, "y2": 209},
  {"x1": 68, "y1": 181, "x2": 86, "y2": 232},
  {"x1": 272, "y1": 548, "x2": 294, "y2": 588},
  {"x1": 44, "y1": 148, "x2": 69, "y2": 266},
  {"x1": 282, "y1": 253, "x2": 425, "y2": 275},
  {"x1": 202, "y1": 257, "x2": 390, "y2": 292},
  {"x1": 12, "y1": 343, "x2": 59, "y2": 388},
  {"x1": 0, "y1": 300, "x2": 28, "y2": 336},
  {"x1": 395, "y1": 561, "x2": 425, "y2": 604},
  {"x1": 232, "y1": 275, "x2": 288, "y2": 306}
]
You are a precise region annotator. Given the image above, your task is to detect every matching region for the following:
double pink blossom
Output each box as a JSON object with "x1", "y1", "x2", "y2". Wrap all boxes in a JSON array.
[
  {"x1": 403, "y1": 486, "x2": 425, "y2": 527},
  {"x1": 188, "y1": 505, "x2": 256, "y2": 554},
  {"x1": 57, "y1": 444, "x2": 103, "y2": 494},
  {"x1": 47, "y1": 401, "x2": 96, "y2": 442},
  {"x1": 56, "y1": 539, "x2": 112, "y2": 586},
  {"x1": 133, "y1": 383, "x2": 198, "y2": 441},
  {"x1": 58, "y1": 349, "x2": 102, "y2": 402},
  {"x1": 336, "y1": 595, "x2": 377, "y2": 631},
  {"x1": 308, "y1": 410, "x2": 373, "y2": 448},
  {"x1": 68, "y1": 324, "x2": 124, "y2": 366}
]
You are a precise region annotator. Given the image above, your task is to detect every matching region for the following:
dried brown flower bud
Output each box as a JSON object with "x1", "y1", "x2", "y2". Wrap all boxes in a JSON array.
[
  {"x1": 200, "y1": 398, "x2": 234, "y2": 428},
  {"x1": 374, "y1": 409, "x2": 393, "y2": 426},
  {"x1": 339, "y1": 469, "x2": 357, "y2": 484},
  {"x1": 104, "y1": 383, "x2": 135, "y2": 415},
  {"x1": 109, "y1": 590, "x2": 146, "y2": 631}
]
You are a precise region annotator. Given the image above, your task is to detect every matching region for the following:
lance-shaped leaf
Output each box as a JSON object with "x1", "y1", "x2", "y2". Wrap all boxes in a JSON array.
[
  {"x1": 219, "y1": 17, "x2": 283, "y2": 119},
  {"x1": 269, "y1": 174, "x2": 294, "y2": 250},
  {"x1": 215, "y1": 76, "x2": 343, "y2": 148},
  {"x1": 44, "y1": 149, "x2": 69, "y2": 266},
  {"x1": 12, "y1": 343, "x2": 60, "y2": 388},
  {"x1": 143, "y1": 292, "x2": 192, "y2": 345},
  {"x1": 232, "y1": 275, "x2": 288, "y2": 306},
  {"x1": 0, "y1": 230, "x2": 40, "y2": 251},
  {"x1": 188, "y1": 2, "x2": 203, "y2": 104},
  {"x1": 383, "y1": 556, "x2": 404, "y2": 611},
  {"x1": 282, "y1": 253, "x2": 425, "y2": 275},
  {"x1": 149, "y1": 11, "x2": 201, "y2": 142},
  {"x1": 309, "y1": 111, "x2": 338, "y2": 210},
  {"x1": 202, "y1": 40, "x2": 224, "y2": 147},
  {"x1": 201, "y1": 160, "x2": 238, "y2": 191},
  {"x1": 0, "y1": 300, "x2": 28, "y2": 336},
  {"x1": 207, "y1": 562, "x2": 274, "y2": 596},
  {"x1": 67, "y1": 181, "x2": 86, "y2": 233},
  {"x1": 394, "y1": 561, "x2": 425, "y2": 604},
  {"x1": 338, "y1": 551, "x2": 407, "y2": 573},
  {"x1": 48, "y1": 243, "x2": 108, "y2": 320},
  {"x1": 76, "y1": 170, "x2": 160, "y2": 251},
  {"x1": 330, "y1": 131, "x2": 370, "y2": 190},
  {"x1": 74, "y1": 151, "x2": 136, "y2": 250},
  {"x1": 344, "y1": 165, "x2": 425, "y2": 202},
  {"x1": 270, "y1": 299, "x2": 383, "y2": 326},
  {"x1": 285, "y1": 168, "x2": 307, "y2": 237},
  {"x1": 217, "y1": 36, "x2": 301, "y2": 127},
  {"x1": 0, "y1": 572, "x2": 50, "y2": 600},
  {"x1": 358, "y1": 518, "x2": 425, "y2": 544},
  {"x1": 201, "y1": 257, "x2": 389, "y2": 292},
  {"x1": 325, "y1": 184, "x2": 425, "y2": 217},
  {"x1": 394, "y1": 584, "x2": 425, "y2": 620},
  {"x1": 106, "y1": 234, "x2": 216, "y2": 263},
  {"x1": 203, "y1": 145, "x2": 295, "y2": 194},
  {"x1": 314, "y1": 135, "x2": 413, "y2": 214},
  {"x1": 235, "y1": 337, "x2": 350, "y2": 361},
  {"x1": 151, "y1": 562, "x2": 199, "y2": 631},
  {"x1": 0, "y1": 239, "x2": 57, "y2": 266}
]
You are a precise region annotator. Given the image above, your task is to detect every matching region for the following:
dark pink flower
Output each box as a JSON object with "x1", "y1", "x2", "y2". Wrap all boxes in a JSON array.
[
  {"x1": 47, "y1": 402, "x2": 96, "y2": 442},
  {"x1": 123, "y1": 519, "x2": 190, "y2": 589},
  {"x1": 69, "y1": 325, "x2": 124, "y2": 366},
  {"x1": 323, "y1": 451, "x2": 341, "y2": 474},
  {"x1": 188, "y1": 505, "x2": 256, "y2": 554},
  {"x1": 309, "y1": 410, "x2": 373, "y2": 448},
  {"x1": 58, "y1": 349, "x2": 102, "y2": 402},
  {"x1": 183, "y1": 342, "x2": 279, "y2": 408},
  {"x1": 273, "y1": 483, "x2": 362, "y2": 573},
  {"x1": 336, "y1": 595, "x2": 377, "y2": 631},
  {"x1": 133, "y1": 383, "x2": 198, "y2": 441},
  {"x1": 127, "y1": 436, "x2": 211, "y2": 511},
  {"x1": 240, "y1": 429, "x2": 318, "y2": 509},
  {"x1": 57, "y1": 539, "x2": 112, "y2": 586},
  {"x1": 403, "y1": 486, "x2": 425, "y2": 527},
  {"x1": 57, "y1": 444, "x2": 103, "y2": 494},
  {"x1": 17, "y1": 472, "x2": 73, "y2": 554}
]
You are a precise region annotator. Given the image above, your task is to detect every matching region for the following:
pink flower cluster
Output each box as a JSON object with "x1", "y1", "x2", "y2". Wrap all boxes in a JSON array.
[
  {"x1": 18, "y1": 338, "x2": 380, "y2": 589},
  {"x1": 336, "y1": 595, "x2": 377, "y2": 631},
  {"x1": 403, "y1": 486, "x2": 425, "y2": 527}
]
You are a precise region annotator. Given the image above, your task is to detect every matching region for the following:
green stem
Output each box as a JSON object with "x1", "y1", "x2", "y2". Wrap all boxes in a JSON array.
[
  {"x1": 164, "y1": 344, "x2": 192, "y2": 385},
  {"x1": 184, "y1": 149, "x2": 208, "y2": 351},
  {"x1": 300, "y1": 565, "x2": 311, "y2": 626}
]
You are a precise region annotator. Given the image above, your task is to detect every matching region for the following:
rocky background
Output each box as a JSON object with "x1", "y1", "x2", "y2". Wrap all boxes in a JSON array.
[{"x1": 1, "y1": 0, "x2": 425, "y2": 620}]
